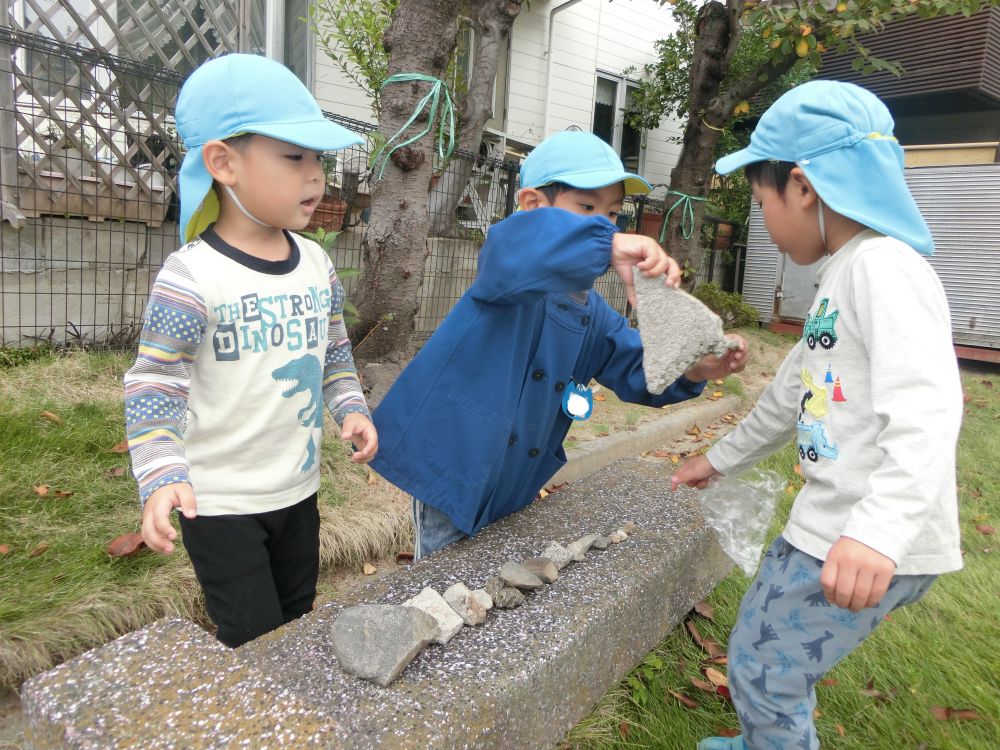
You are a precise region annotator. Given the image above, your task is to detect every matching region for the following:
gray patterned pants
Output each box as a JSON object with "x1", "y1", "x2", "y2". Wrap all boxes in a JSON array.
[{"x1": 728, "y1": 535, "x2": 936, "y2": 750}]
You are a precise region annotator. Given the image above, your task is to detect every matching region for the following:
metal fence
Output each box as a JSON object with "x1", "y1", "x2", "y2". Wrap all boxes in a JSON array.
[{"x1": 0, "y1": 30, "x2": 731, "y2": 349}]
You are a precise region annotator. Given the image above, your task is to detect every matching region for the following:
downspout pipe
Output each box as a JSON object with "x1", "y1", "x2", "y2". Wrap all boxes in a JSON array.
[{"x1": 542, "y1": 0, "x2": 585, "y2": 139}]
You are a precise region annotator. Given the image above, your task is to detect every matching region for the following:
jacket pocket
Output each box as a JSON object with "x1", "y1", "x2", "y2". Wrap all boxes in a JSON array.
[{"x1": 425, "y1": 389, "x2": 513, "y2": 491}]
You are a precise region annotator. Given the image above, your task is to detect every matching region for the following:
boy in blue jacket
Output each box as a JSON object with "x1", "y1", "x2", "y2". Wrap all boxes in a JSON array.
[{"x1": 371, "y1": 131, "x2": 747, "y2": 558}]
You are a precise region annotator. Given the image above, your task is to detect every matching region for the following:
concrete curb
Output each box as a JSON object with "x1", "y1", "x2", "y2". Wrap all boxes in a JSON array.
[{"x1": 552, "y1": 391, "x2": 752, "y2": 487}]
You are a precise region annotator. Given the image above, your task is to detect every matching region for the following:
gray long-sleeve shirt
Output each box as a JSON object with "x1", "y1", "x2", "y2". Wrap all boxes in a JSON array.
[{"x1": 708, "y1": 230, "x2": 963, "y2": 575}]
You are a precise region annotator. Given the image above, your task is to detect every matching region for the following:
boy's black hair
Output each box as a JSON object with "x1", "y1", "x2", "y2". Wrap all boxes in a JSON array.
[
  {"x1": 223, "y1": 133, "x2": 255, "y2": 150},
  {"x1": 537, "y1": 182, "x2": 572, "y2": 203},
  {"x1": 745, "y1": 160, "x2": 796, "y2": 194}
]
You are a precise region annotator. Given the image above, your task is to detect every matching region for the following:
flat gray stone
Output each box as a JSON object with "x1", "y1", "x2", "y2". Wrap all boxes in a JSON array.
[
  {"x1": 521, "y1": 557, "x2": 559, "y2": 584},
  {"x1": 609, "y1": 529, "x2": 628, "y2": 543},
  {"x1": 590, "y1": 535, "x2": 610, "y2": 550},
  {"x1": 403, "y1": 587, "x2": 465, "y2": 644},
  {"x1": 444, "y1": 582, "x2": 491, "y2": 626},
  {"x1": 542, "y1": 541, "x2": 573, "y2": 570},
  {"x1": 499, "y1": 561, "x2": 544, "y2": 591},
  {"x1": 634, "y1": 270, "x2": 737, "y2": 394},
  {"x1": 331, "y1": 604, "x2": 438, "y2": 687}
]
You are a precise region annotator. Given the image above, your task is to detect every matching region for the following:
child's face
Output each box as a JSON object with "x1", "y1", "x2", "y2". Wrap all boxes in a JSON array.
[
  {"x1": 752, "y1": 176, "x2": 825, "y2": 266},
  {"x1": 527, "y1": 183, "x2": 625, "y2": 223},
  {"x1": 226, "y1": 135, "x2": 327, "y2": 231}
]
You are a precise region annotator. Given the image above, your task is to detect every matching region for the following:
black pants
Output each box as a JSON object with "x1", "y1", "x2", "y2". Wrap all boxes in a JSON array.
[{"x1": 179, "y1": 493, "x2": 320, "y2": 648}]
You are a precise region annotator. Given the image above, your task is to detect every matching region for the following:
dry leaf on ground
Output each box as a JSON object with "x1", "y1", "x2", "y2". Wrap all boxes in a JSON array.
[
  {"x1": 54, "y1": 490, "x2": 74, "y2": 498},
  {"x1": 106, "y1": 466, "x2": 127, "y2": 478},
  {"x1": 29, "y1": 543, "x2": 49, "y2": 557},
  {"x1": 930, "y1": 706, "x2": 984, "y2": 721},
  {"x1": 704, "y1": 667, "x2": 728, "y2": 687},
  {"x1": 975, "y1": 524, "x2": 995, "y2": 536},
  {"x1": 0, "y1": 544, "x2": 10, "y2": 555},
  {"x1": 106, "y1": 533, "x2": 146, "y2": 558},
  {"x1": 694, "y1": 600, "x2": 716, "y2": 621},
  {"x1": 110, "y1": 440, "x2": 129, "y2": 453},
  {"x1": 39, "y1": 410, "x2": 63, "y2": 425},
  {"x1": 667, "y1": 689, "x2": 698, "y2": 709},
  {"x1": 363, "y1": 562, "x2": 377, "y2": 575},
  {"x1": 32, "y1": 484, "x2": 49, "y2": 496}
]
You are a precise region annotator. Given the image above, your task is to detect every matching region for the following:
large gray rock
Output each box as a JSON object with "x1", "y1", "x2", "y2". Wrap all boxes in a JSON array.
[
  {"x1": 331, "y1": 604, "x2": 438, "y2": 687},
  {"x1": 633, "y1": 270, "x2": 737, "y2": 394},
  {"x1": 403, "y1": 587, "x2": 465, "y2": 644},
  {"x1": 542, "y1": 541, "x2": 573, "y2": 570},
  {"x1": 484, "y1": 575, "x2": 527, "y2": 609}
]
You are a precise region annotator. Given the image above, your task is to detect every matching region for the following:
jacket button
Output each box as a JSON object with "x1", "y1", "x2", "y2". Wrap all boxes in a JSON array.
[
  {"x1": 508, "y1": 435, "x2": 517, "y2": 446},
  {"x1": 581, "y1": 315, "x2": 590, "y2": 325},
  {"x1": 528, "y1": 448, "x2": 539, "y2": 457},
  {"x1": 554, "y1": 381, "x2": 565, "y2": 392},
  {"x1": 532, "y1": 369, "x2": 545, "y2": 381}
]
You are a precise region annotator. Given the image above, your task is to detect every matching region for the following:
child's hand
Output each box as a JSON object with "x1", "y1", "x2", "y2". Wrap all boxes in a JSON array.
[
  {"x1": 610, "y1": 233, "x2": 681, "y2": 307},
  {"x1": 684, "y1": 334, "x2": 749, "y2": 382},
  {"x1": 820, "y1": 537, "x2": 897, "y2": 612},
  {"x1": 141, "y1": 483, "x2": 197, "y2": 554},
  {"x1": 342, "y1": 412, "x2": 378, "y2": 463},
  {"x1": 670, "y1": 454, "x2": 720, "y2": 491}
]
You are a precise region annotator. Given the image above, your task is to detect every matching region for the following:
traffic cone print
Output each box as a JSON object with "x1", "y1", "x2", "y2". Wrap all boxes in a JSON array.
[
  {"x1": 825, "y1": 365, "x2": 834, "y2": 384},
  {"x1": 832, "y1": 376, "x2": 846, "y2": 402}
]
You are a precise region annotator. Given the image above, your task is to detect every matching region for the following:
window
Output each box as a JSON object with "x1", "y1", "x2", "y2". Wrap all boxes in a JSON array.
[{"x1": 592, "y1": 74, "x2": 643, "y2": 173}]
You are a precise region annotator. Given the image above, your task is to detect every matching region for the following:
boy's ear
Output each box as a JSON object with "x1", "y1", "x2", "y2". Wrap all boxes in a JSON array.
[
  {"x1": 788, "y1": 167, "x2": 818, "y2": 209},
  {"x1": 202, "y1": 140, "x2": 239, "y2": 186},
  {"x1": 517, "y1": 187, "x2": 549, "y2": 211}
]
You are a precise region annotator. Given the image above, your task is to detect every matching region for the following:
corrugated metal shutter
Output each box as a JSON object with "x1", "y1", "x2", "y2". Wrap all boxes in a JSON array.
[
  {"x1": 910, "y1": 164, "x2": 1000, "y2": 349},
  {"x1": 741, "y1": 208, "x2": 779, "y2": 323},
  {"x1": 740, "y1": 163, "x2": 1000, "y2": 350}
]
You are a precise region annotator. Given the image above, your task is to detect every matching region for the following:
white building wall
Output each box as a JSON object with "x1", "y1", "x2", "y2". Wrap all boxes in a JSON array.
[
  {"x1": 310, "y1": 0, "x2": 682, "y2": 185},
  {"x1": 312, "y1": 52, "x2": 380, "y2": 126}
]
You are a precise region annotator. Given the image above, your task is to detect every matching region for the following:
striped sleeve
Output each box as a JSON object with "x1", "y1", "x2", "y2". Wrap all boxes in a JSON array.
[
  {"x1": 124, "y1": 253, "x2": 207, "y2": 506},
  {"x1": 322, "y1": 254, "x2": 370, "y2": 425}
]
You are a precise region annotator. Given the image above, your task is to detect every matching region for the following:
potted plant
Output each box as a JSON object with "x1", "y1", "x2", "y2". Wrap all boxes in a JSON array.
[{"x1": 305, "y1": 154, "x2": 349, "y2": 233}]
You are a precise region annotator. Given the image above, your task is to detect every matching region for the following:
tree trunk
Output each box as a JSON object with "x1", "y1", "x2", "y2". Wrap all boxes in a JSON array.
[
  {"x1": 428, "y1": 0, "x2": 522, "y2": 237},
  {"x1": 666, "y1": 0, "x2": 802, "y2": 290},
  {"x1": 352, "y1": 0, "x2": 462, "y2": 362},
  {"x1": 663, "y1": 1, "x2": 738, "y2": 289}
]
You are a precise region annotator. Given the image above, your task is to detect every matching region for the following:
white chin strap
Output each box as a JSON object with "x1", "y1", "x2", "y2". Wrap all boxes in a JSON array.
[
  {"x1": 223, "y1": 185, "x2": 272, "y2": 228},
  {"x1": 817, "y1": 196, "x2": 827, "y2": 250}
]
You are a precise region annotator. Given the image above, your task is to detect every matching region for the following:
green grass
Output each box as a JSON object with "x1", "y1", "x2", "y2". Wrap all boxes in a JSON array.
[
  {"x1": 565, "y1": 366, "x2": 1000, "y2": 750},
  {"x1": 0, "y1": 351, "x2": 406, "y2": 689}
]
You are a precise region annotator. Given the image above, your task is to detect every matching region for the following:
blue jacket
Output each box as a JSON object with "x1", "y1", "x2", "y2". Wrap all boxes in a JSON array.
[{"x1": 370, "y1": 207, "x2": 705, "y2": 534}]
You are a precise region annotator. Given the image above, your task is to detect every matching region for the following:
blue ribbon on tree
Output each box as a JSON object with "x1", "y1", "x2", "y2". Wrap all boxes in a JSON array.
[
  {"x1": 370, "y1": 73, "x2": 456, "y2": 179},
  {"x1": 659, "y1": 190, "x2": 707, "y2": 243}
]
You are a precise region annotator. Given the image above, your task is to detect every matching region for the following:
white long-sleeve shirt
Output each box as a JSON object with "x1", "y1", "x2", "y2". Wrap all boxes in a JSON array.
[
  {"x1": 125, "y1": 228, "x2": 369, "y2": 516},
  {"x1": 708, "y1": 230, "x2": 963, "y2": 575}
]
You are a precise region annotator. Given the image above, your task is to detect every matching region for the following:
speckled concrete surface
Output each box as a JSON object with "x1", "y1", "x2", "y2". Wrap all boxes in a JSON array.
[
  {"x1": 20, "y1": 618, "x2": 336, "y2": 749},
  {"x1": 20, "y1": 457, "x2": 732, "y2": 749}
]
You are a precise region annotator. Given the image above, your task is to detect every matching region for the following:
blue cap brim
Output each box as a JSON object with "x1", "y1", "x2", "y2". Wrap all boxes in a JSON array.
[
  {"x1": 715, "y1": 146, "x2": 768, "y2": 176},
  {"x1": 539, "y1": 169, "x2": 652, "y2": 196}
]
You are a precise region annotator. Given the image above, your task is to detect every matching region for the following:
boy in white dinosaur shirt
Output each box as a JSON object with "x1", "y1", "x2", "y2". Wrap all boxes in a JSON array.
[
  {"x1": 673, "y1": 81, "x2": 963, "y2": 750},
  {"x1": 125, "y1": 55, "x2": 377, "y2": 647}
]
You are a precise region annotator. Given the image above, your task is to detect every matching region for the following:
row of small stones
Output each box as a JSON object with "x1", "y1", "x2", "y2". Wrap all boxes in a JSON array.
[{"x1": 402, "y1": 522, "x2": 638, "y2": 639}]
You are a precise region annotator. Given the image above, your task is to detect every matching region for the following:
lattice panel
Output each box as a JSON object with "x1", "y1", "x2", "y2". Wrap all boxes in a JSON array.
[{"x1": 3, "y1": 0, "x2": 242, "y2": 224}]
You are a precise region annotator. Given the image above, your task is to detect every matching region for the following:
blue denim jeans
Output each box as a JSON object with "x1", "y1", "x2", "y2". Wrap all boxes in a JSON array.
[{"x1": 412, "y1": 497, "x2": 467, "y2": 560}]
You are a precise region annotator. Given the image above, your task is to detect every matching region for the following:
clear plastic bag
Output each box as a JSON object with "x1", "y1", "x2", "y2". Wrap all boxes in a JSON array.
[{"x1": 697, "y1": 469, "x2": 785, "y2": 576}]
